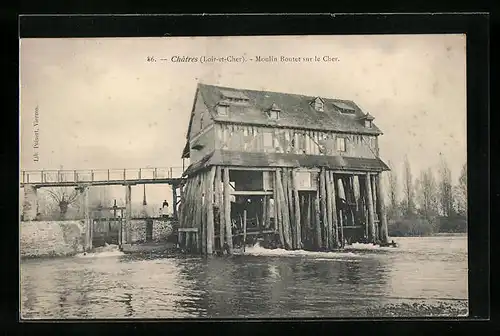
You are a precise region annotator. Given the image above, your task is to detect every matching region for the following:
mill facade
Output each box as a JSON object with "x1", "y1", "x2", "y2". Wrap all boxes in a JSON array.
[{"x1": 178, "y1": 83, "x2": 390, "y2": 255}]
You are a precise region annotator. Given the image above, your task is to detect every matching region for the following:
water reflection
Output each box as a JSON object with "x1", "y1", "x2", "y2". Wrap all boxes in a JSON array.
[{"x1": 20, "y1": 236, "x2": 468, "y2": 319}]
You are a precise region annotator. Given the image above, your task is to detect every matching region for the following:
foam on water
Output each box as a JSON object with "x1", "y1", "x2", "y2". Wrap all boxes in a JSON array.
[
  {"x1": 240, "y1": 242, "x2": 360, "y2": 259},
  {"x1": 75, "y1": 244, "x2": 125, "y2": 258},
  {"x1": 345, "y1": 242, "x2": 398, "y2": 252}
]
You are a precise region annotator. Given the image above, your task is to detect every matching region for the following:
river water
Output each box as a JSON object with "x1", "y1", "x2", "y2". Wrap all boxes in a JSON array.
[{"x1": 20, "y1": 235, "x2": 468, "y2": 319}]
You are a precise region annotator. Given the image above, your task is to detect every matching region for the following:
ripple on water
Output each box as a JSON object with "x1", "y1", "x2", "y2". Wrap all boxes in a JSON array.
[{"x1": 20, "y1": 236, "x2": 468, "y2": 319}]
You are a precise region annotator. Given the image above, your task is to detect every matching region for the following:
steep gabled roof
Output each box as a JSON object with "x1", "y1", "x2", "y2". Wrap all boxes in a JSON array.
[{"x1": 196, "y1": 83, "x2": 383, "y2": 135}]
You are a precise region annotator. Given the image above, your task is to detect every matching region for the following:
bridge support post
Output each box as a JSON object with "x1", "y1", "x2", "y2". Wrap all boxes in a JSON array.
[
  {"x1": 172, "y1": 184, "x2": 178, "y2": 220},
  {"x1": 77, "y1": 185, "x2": 92, "y2": 251},
  {"x1": 125, "y1": 184, "x2": 132, "y2": 244},
  {"x1": 22, "y1": 184, "x2": 38, "y2": 221}
]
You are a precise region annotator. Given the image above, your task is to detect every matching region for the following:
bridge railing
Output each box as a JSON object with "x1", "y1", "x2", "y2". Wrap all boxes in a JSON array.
[{"x1": 20, "y1": 167, "x2": 184, "y2": 185}]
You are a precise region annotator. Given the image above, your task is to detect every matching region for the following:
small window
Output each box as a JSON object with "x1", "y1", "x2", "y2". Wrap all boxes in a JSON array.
[
  {"x1": 314, "y1": 100, "x2": 324, "y2": 112},
  {"x1": 263, "y1": 132, "x2": 273, "y2": 148},
  {"x1": 269, "y1": 110, "x2": 280, "y2": 120},
  {"x1": 336, "y1": 137, "x2": 346, "y2": 152},
  {"x1": 364, "y1": 120, "x2": 372, "y2": 128},
  {"x1": 217, "y1": 105, "x2": 228, "y2": 116}
]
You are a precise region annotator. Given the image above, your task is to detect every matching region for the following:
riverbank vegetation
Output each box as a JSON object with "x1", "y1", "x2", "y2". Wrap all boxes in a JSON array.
[{"x1": 385, "y1": 156, "x2": 467, "y2": 237}]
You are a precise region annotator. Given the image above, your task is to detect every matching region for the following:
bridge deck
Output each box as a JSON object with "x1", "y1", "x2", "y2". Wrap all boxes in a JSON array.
[{"x1": 20, "y1": 167, "x2": 185, "y2": 188}]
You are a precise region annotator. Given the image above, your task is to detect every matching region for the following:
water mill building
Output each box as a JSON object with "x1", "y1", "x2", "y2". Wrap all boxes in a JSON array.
[{"x1": 178, "y1": 83, "x2": 391, "y2": 255}]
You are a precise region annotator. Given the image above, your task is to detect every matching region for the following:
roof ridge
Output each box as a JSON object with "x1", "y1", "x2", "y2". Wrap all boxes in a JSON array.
[{"x1": 197, "y1": 82, "x2": 355, "y2": 104}]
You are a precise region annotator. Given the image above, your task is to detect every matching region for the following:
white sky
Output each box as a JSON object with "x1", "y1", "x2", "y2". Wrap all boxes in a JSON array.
[{"x1": 19, "y1": 35, "x2": 467, "y2": 207}]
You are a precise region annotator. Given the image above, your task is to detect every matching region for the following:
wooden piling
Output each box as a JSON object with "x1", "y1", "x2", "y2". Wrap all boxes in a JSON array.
[
  {"x1": 314, "y1": 174, "x2": 322, "y2": 250},
  {"x1": 283, "y1": 169, "x2": 295, "y2": 249},
  {"x1": 375, "y1": 173, "x2": 389, "y2": 244},
  {"x1": 304, "y1": 193, "x2": 312, "y2": 244},
  {"x1": 325, "y1": 170, "x2": 334, "y2": 250},
  {"x1": 335, "y1": 177, "x2": 345, "y2": 248},
  {"x1": 243, "y1": 209, "x2": 247, "y2": 252},
  {"x1": 371, "y1": 174, "x2": 379, "y2": 242},
  {"x1": 215, "y1": 166, "x2": 224, "y2": 250},
  {"x1": 274, "y1": 169, "x2": 285, "y2": 247},
  {"x1": 276, "y1": 168, "x2": 292, "y2": 249},
  {"x1": 223, "y1": 167, "x2": 233, "y2": 254},
  {"x1": 195, "y1": 176, "x2": 201, "y2": 253},
  {"x1": 319, "y1": 169, "x2": 329, "y2": 250},
  {"x1": 292, "y1": 170, "x2": 302, "y2": 249},
  {"x1": 329, "y1": 171, "x2": 339, "y2": 248},
  {"x1": 206, "y1": 166, "x2": 216, "y2": 255},
  {"x1": 365, "y1": 172, "x2": 376, "y2": 244}
]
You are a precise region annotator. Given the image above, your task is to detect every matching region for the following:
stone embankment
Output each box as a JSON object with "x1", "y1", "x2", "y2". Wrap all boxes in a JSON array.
[{"x1": 20, "y1": 221, "x2": 85, "y2": 259}]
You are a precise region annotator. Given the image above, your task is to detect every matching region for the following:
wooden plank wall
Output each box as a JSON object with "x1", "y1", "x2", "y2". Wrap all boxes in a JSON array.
[{"x1": 216, "y1": 123, "x2": 378, "y2": 158}]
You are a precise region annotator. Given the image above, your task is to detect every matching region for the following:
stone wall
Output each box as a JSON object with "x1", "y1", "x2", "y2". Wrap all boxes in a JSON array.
[
  {"x1": 129, "y1": 219, "x2": 174, "y2": 244},
  {"x1": 20, "y1": 220, "x2": 85, "y2": 258}
]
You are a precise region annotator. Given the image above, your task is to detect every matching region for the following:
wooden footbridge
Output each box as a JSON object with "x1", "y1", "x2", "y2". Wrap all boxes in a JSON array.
[
  {"x1": 20, "y1": 167, "x2": 186, "y2": 252},
  {"x1": 19, "y1": 167, "x2": 185, "y2": 188}
]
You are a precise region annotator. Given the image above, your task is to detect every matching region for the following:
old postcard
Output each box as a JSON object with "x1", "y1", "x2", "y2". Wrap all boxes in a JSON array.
[{"x1": 20, "y1": 34, "x2": 468, "y2": 319}]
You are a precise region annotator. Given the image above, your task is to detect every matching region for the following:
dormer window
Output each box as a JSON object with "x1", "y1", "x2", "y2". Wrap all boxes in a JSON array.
[
  {"x1": 312, "y1": 97, "x2": 324, "y2": 112},
  {"x1": 220, "y1": 89, "x2": 250, "y2": 104},
  {"x1": 216, "y1": 101, "x2": 229, "y2": 116},
  {"x1": 359, "y1": 112, "x2": 375, "y2": 128},
  {"x1": 333, "y1": 102, "x2": 356, "y2": 114},
  {"x1": 268, "y1": 103, "x2": 281, "y2": 120}
]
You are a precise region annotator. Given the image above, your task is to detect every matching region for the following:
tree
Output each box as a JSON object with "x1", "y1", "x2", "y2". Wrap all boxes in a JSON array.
[
  {"x1": 416, "y1": 168, "x2": 439, "y2": 224},
  {"x1": 45, "y1": 187, "x2": 79, "y2": 220},
  {"x1": 455, "y1": 162, "x2": 467, "y2": 217},
  {"x1": 438, "y1": 156, "x2": 454, "y2": 217},
  {"x1": 402, "y1": 156, "x2": 416, "y2": 216},
  {"x1": 387, "y1": 160, "x2": 400, "y2": 219}
]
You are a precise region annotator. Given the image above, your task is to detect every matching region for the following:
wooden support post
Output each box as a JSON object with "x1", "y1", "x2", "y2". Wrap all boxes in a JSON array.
[
  {"x1": 315, "y1": 174, "x2": 322, "y2": 250},
  {"x1": 292, "y1": 170, "x2": 302, "y2": 249},
  {"x1": 375, "y1": 173, "x2": 389, "y2": 244},
  {"x1": 274, "y1": 169, "x2": 285, "y2": 247},
  {"x1": 371, "y1": 174, "x2": 379, "y2": 242},
  {"x1": 179, "y1": 182, "x2": 184, "y2": 228},
  {"x1": 335, "y1": 177, "x2": 345, "y2": 248},
  {"x1": 329, "y1": 171, "x2": 340, "y2": 248},
  {"x1": 206, "y1": 167, "x2": 216, "y2": 256},
  {"x1": 365, "y1": 172, "x2": 376, "y2": 244},
  {"x1": 215, "y1": 166, "x2": 224, "y2": 250},
  {"x1": 282, "y1": 169, "x2": 294, "y2": 249},
  {"x1": 81, "y1": 186, "x2": 91, "y2": 251},
  {"x1": 223, "y1": 167, "x2": 233, "y2": 254},
  {"x1": 325, "y1": 170, "x2": 334, "y2": 250},
  {"x1": 277, "y1": 168, "x2": 292, "y2": 249},
  {"x1": 125, "y1": 184, "x2": 132, "y2": 244},
  {"x1": 172, "y1": 185, "x2": 178, "y2": 220},
  {"x1": 304, "y1": 193, "x2": 312, "y2": 244},
  {"x1": 320, "y1": 169, "x2": 329, "y2": 250},
  {"x1": 198, "y1": 174, "x2": 205, "y2": 254},
  {"x1": 243, "y1": 209, "x2": 247, "y2": 252}
]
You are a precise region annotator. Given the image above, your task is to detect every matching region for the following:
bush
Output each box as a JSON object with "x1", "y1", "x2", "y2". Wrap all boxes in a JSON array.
[
  {"x1": 388, "y1": 215, "x2": 435, "y2": 237},
  {"x1": 436, "y1": 215, "x2": 467, "y2": 233}
]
